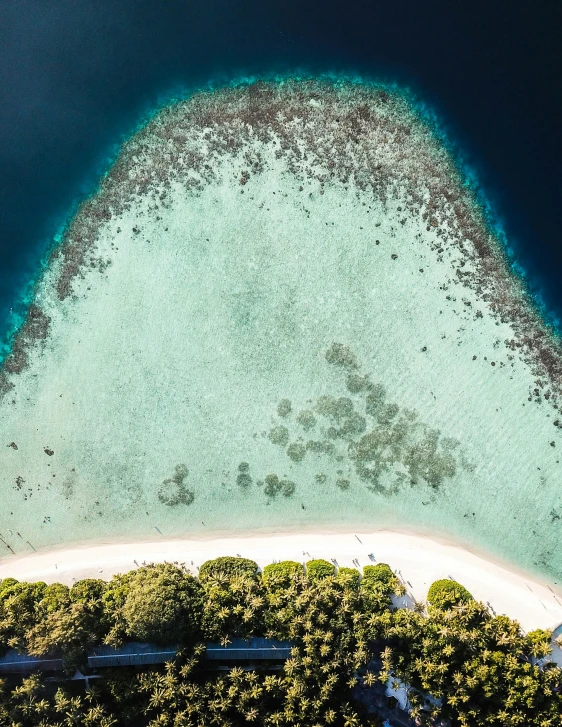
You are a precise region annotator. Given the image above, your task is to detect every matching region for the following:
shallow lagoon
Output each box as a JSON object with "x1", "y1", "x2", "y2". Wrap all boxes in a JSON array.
[{"x1": 1, "y1": 79, "x2": 561, "y2": 584}]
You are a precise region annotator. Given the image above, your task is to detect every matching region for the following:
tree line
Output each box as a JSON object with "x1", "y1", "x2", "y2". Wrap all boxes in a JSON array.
[{"x1": 0, "y1": 556, "x2": 560, "y2": 726}]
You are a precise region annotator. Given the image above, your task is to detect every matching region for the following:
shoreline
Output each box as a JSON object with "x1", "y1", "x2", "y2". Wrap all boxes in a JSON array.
[
  {"x1": 1, "y1": 519, "x2": 559, "y2": 596},
  {"x1": 1, "y1": 529, "x2": 562, "y2": 633},
  {"x1": 2, "y1": 78, "x2": 562, "y2": 607}
]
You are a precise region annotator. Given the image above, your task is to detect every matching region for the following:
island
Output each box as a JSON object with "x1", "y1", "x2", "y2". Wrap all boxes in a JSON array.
[{"x1": 1, "y1": 76, "x2": 562, "y2": 725}]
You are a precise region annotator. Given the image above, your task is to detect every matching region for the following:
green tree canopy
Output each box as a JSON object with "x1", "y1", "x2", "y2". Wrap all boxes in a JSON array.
[
  {"x1": 385, "y1": 600, "x2": 562, "y2": 725},
  {"x1": 305, "y1": 559, "x2": 335, "y2": 581},
  {"x1": 0, "y1": 559, "x2": 559, "y2": 726},
  {"x1": 70, "y1": 578, "x2": 106, "y2": 604},
  {"x1": 26, "y1": 578, "x2": 110, "y2": 664},
  {"x1": 336, "y1": 567, "x2": 361, "y2": 589},
  {"x1": 35, "y1": 583, "x2": 70, "y2": 617},
  {"x1": 361, "y1": 564, "x2": 404, "y2": 610},
  {"x1": 116, "y1": 563, "x2": 203, "y2": 645},
  {"x1": 427, "y1": 578, "x2": 473, "y2": 609},
  {"x1": 0, "y1": 580, "x2": 46, "y2": 651},
  {"x1": 199, "y1": 556, "x2": 259, "y2": 582},
  {"x1": 526, "y1": 628, "x2": 553, "y2": 659},
  {"x1": 0, "y1": 578, "x2": 19, "y2": 594},
  {"x1": 262, "y1": 560, "x2": 304, "y2": 589}
]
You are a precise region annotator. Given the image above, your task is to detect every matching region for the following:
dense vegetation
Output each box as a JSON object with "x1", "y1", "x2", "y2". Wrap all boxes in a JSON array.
[
  {"x1": 426, "y1": 580, "x2": 473, "y2": 610},
  {"x1": 0, "y1": 562, "x2": 560, "y2": 726}
]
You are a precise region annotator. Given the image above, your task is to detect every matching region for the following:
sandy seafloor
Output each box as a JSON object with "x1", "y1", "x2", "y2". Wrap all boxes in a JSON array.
[{"x1": 1, "y1": 79, "x2": 561, "y2": 589}]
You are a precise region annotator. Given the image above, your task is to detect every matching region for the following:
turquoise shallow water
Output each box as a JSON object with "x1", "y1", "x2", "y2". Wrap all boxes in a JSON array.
[
  {"x1": 1, "y1": 80, "x2": 561, "y2": 588},
  {"x1": 1, "y1": 71, "x2": 560, "y2": 369}
]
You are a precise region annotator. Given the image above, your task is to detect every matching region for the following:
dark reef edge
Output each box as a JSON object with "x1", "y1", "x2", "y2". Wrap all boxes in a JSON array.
[{"x1": 1, "y1": 73, "x2": 561, "y2": 423}]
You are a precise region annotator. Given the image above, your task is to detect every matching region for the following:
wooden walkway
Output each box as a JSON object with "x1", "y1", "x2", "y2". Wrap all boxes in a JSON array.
[{"x1": 0, "y1": 638, "x2": 292, "y2": 673}]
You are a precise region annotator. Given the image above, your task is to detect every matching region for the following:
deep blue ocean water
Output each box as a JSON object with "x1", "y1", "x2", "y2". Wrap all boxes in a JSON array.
[{"x1": 0, "y1": 0, "x2": 561, "y2": 350}]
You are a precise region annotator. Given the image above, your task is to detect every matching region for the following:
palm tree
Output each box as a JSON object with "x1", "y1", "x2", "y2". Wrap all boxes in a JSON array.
[{"x1": 363, "y1": 671, "x2": 377, "y2": 687}]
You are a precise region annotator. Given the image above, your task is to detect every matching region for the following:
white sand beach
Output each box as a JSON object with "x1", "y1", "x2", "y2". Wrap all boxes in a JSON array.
[{"x1": 1, "y1": 530, "x2": 562, "y2": 635}]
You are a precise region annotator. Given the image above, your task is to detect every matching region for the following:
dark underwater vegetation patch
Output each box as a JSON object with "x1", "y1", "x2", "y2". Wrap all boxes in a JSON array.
[
  {"x1": 265, "y1": 344, "x2": 464, "y2": 496},
  {"x1": 158, "y1": 464, "x2": 194, "y2": 506},
  {"x1": 230, "y1": 344, "x2": 465, "y2": 503}
]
